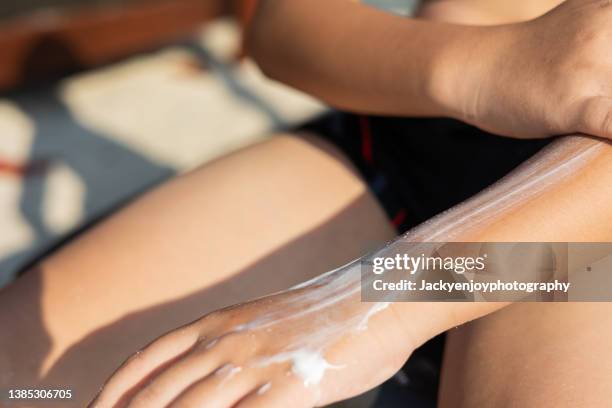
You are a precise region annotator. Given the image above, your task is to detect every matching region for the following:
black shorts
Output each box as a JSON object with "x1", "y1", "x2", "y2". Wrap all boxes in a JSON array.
[{"x1": 303, "y1": 112, "x2": 551, "y2": 233}]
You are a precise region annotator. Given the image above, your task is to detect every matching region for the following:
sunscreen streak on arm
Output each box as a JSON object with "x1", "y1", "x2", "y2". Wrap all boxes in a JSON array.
[{"x1": 225, "y1": 136, "x2": 604, "y2": 389}]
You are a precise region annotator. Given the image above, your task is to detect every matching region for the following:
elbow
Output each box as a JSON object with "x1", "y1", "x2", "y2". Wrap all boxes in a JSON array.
[
  {"x1": 245, "y1": 37, "x2": 280, "y2": 82},
  {"x1": 244, "y1": 3, "x2": 285, "y2": 82}
]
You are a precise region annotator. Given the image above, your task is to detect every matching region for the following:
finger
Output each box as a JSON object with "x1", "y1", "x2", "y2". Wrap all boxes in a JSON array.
[
  {"x1": 168, "y1": 365, "x2": 258, "y2": 408},
  {"x1": 91, "y1": 326, "x2": 199, "y2": 408},
  {"x1": 575, "y1": 96, "x2": 612, "y2": 140},
  {"x1": 126, "y1": 350, "x2": 223, "y2": 408},
  {"x1": 233, "y1": 378, "x2": 316, "y2": 408}
]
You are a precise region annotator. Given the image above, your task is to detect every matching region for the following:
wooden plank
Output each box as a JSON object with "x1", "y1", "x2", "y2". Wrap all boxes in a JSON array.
[{"x1": 0, "y1": 0, "x2": 227, "y2": 90}]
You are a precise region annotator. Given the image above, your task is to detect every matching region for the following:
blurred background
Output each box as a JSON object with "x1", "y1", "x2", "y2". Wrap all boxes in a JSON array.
[
  {"x1": 0, "y1": 2, "x2": 435, "y2": 407},
  {"x1": 0, "y1": 0, "x2": 332, "y2": 286},
  {"x1": 0, "y1": 0, "x2": 418, "y2": 287}
]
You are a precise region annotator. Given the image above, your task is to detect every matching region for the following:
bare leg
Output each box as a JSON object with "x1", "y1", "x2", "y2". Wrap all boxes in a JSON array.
[
  {"x1": 439, "y1": 303, "x2": 612, "y2": 407},
  {"x1": 0, "y1": 134, "x2": 395, "y2": 406},
  {"x1": 439, "y1": 139, "x2": 612, "y2": 407}
]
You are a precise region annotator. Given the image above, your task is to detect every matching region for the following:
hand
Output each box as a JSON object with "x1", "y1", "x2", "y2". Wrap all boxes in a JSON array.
[
  {"x1": 89, "y1": 279, "x2": 414, "y2": 408},
  {"x1": 438, "y1": 0, "x2": 612, "y2": 140}
]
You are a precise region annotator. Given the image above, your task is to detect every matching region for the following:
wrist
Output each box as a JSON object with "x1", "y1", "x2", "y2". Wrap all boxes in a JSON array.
[
  {"x1": 425, "y1": 23, "x2": 519, "y2": 124},
  {"x1": 392, "y1": 301, "x2": 508, "y2": 348}
]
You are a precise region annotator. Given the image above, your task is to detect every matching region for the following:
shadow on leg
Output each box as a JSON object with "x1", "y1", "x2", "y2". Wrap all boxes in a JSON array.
[{"x1": 0, "y1": 134, "x2": 395, "y2": 407}]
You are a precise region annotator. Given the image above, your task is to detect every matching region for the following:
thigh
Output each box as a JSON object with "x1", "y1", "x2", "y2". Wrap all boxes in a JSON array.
[
  {"x1": 439, "y1": 302, "x2": 612, "y2": 407},
  {"x1": 0, "y1": 133, "x2": 395, "y2": 404}
]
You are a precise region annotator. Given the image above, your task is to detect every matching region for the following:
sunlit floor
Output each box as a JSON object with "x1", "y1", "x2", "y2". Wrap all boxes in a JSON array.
[{"x1": 0, "y1": 19, "x2": 326, "y2": 285}]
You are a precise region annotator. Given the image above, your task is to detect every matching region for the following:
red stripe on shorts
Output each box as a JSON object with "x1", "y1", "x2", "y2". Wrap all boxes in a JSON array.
[
  {"x1": 359, "y1": 116, "x2": 373, "y2": 164},
  {"x1": 392, "y1": 209, "x2": 407, "y2": 228}
]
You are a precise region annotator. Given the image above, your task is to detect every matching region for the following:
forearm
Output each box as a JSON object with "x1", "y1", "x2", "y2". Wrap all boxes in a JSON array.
[
  {"x1": 402, "y1": 137, "x2": 612, "y2": 244},
  {"x1": 247, "y1": 0, "x2": 496, "y2": 117},
  {"x1": 394, "y1": 135, "x2": 612, "y2": 341},
  {"x1": 294, "y1": 136, "x2": 612, "y2": 348}
]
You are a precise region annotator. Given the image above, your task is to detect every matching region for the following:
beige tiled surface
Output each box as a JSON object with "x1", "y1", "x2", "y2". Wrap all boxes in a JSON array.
[
  {"x1": 0, "y1": 19, "x2": 326, "y2": 285},
  {"x1": 61, "y1": 51, "x2": 324, "y2": 170}
]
